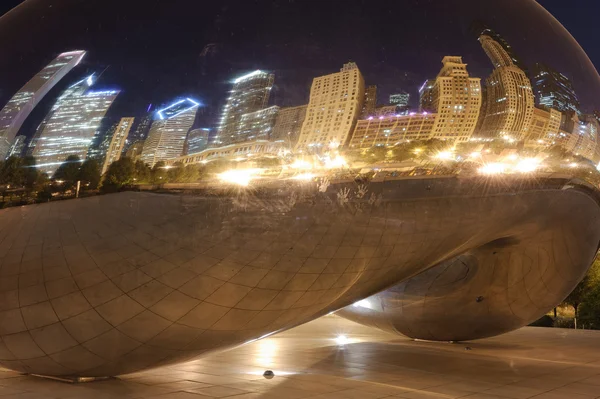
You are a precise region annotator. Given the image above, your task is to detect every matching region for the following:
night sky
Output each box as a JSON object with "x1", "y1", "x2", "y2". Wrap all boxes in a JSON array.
[{"x1": 0, "y1": 0, "x2": 598, "y2": 141}]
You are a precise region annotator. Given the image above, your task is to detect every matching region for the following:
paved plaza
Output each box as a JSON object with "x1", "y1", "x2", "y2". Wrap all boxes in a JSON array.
[{"x1": 0, "y1": 315, "x2": 598, "y2": 398}]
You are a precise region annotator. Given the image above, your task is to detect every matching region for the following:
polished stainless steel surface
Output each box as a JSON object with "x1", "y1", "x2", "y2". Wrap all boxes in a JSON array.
[{"x1": 0, "y1": 177, "x2": 598, "y2": 376}]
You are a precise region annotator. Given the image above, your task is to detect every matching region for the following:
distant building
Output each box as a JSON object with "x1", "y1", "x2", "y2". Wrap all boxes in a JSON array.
[
  {"x1": 361, "y1": 85, "x2": 377, "y2": 118},
  {"x1": 270, "y1": 105, "x2": 307, "y2": 147},
  {"x1": 237, "y1": 105, "x2": 279, "y2": 143},
  {"x1": 349, "y1": 113, "x2": 437, "y2": 149},
  {"x1": 373, "y1": 105, "x2": 399, "y2": 118},
  {"x1": 214, "y1": 70, "x2": 274, "y2": 146},
  {"x1": 7, "y1": 135, "x2": 26, "y2": 158},
  {"x1": 524, "y1": 107, "x2": 562, "y2": 149},
  {"x1": 101, "y1": 117, "x2": 135, "y2": 174},
  {"x1": 478, "y1": 33, "x2": 534, "y2": 140},
  {"x1": 125, "y1": 140, "x2": 145, "y2": 161},
  {"x1": 571, "y1": 116, "x2": 600, "y2": 162},
  {"x1": 141, "y1": 98, "x2": 199, "y2": 166},
  {"x1": 125, "y1": 114, "x2": 153, "y2": 152},
  {"x1": 390, "y1": 92, "x2": 409, "y2": 107},
  {"x1": 296, "y1": 62, "x2": 365, "y2": 152},
  {"x1": 470, "y1": 22, "x2": 526, "y2": 72},
  {"x1": 185, "y1": 128, "x2": 210, "y2": 155},
  {"x1": 0, "y1": 50, "x2": 86, "y2": 159},
  {"x1": 429, "y1": 56, "x2": 482, "y2": 142},
  {"x1": 532, "y1": 63, "x2": 580, "y2": 116},
  {"x1": 167, "y1": 140, "x2": 286, "y2": 166},
  {"x1": 418, "y1": 80, "x2": 436, "y2": 113},
  {"x1": 32, "y1": 80, "x2": 120, "y2": 175}
]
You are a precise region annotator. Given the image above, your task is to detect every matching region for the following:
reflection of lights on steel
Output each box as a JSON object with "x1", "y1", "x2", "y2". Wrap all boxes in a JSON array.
[
  {"x1": 469, "y1": 151, "x2": 481, "y2": 158},
  {"x1": 352, "y1": 299, "x2": 374, "y2": 310},
  {"x1": 291, "y1": 173, "x2": 316, "y2": 181},
  {"x1": 335, "y1": 335, "x2": 350, "y2": 346},
  {"x1": 413, "y1": 148, "x2": 423, "y2": 154},
  {"x1": 256, "y1": 339, "x2": 278, "y2": 366},
  {"x1": 569, "y1": 162, "x2": 579, "y2": 168},
  {"x1": 507, "y1": 154, "x2": 518, "y2": 161},
  {"x1": 435, "y1": 151, "x2": 454, "y2": 160},
  {"x1": 515, "y1": 158, "x2": 541, "y2": 173},
  {"x1": 162, "y1": 165, "x2": 173, "y2": 170},
  {"x1": 290, "y1": 159, "x2": 312, "y2": 170},
  {"x1": 329, "y1": 141, "x2": 340, "y2": 149},
  {"x1": 217, "y1": 168, "x2": 263, "y2": 186},
  {"x1": 324, "y1": 155, "x2": 347, "y2": 169},
  {"x1": 478, "y1": 163, "x2": 507, "y2": 175}
]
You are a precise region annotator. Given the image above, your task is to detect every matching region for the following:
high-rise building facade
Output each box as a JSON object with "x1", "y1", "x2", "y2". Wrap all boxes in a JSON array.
[
  {"x1": 524, "y1": 107, "x2": 562, "y2": 148},
  {"x1": 361, "y1": 85, "x2": 377, "y2": 118},
  {"x1": 349, "y1": 113, "x2": 437, "y2": 149},
  {"x1": 32, "y1": 86, "x2": 120, "y2": 175},
  {"x1": 296, "y1": 62, "x2": 365, "y2": 152},
  {"x1": 0, "y1": 50, "x2": 86, "y2": 158},
  {"x1": 270, "y1": 105, "x2": 307, "y2": 147},
  {"x1": 429, "y1": 56, "x2": 482, "y2": 142},
  {"x1": 390, "y1": 92, "x2": 410, "y2": 107},
  {"x1": 7, "y1": 135, "x2": 26, "y2": 158},
  {"x1": 125, "y1": 140, "x2": 145, "y2": 161},
  {"x1": 185, "y1": 128, "x2": 210, "y2": 155},
  {"x1": 141, "y1": 98, "x2": 199, "y2": 166},
  {"x1": 532, "y1": 63, "x2": 580, "y2": 115},
  {"x1": 125, "y1": 114, "x2": 153, "y2": 152},
  {"x1": 101, "y1": 117, "x2": 135, "y2": 174},
  {"x1": 214, "y1": 70, "x2": 274, "y2": 146},
  {"x1": 418, "y1": 80, "x2": 436, "y2": 113},
  {"x1": 478, "y1": 34, "x2": 535, "y2": 140},
  {"x1": 236, "y1": 105, "x2": 279, "y2": 143}
]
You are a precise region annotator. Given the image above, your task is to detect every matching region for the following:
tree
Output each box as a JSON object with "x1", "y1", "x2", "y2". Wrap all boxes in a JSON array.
[
  {"x1": 101, "y1": 157, "x2": 135, "y2": 193},
  {"x1": 166, "y1": 163, "x2": 186, "y2": 182},
  {"x1": 134, "y1": 160, "x2": 151, "y2": 183},
  {"x1": 0, "y1": 156, "x2": 25, "y2": 187},
  {"x1": 563, "y1": 259, "x2": 600, "y2": 329},
  {"x1": 151, "y1": 161, "x2": 168, "y2": 184},
  {"x1": 78, "y1": 159, "x2": 101, "y2": 190},
  {"x1": 21, "y1": 156, "x2": 39, "y2": 190},
  {"x1": 53, "y1": 155, "x2": 81, "y2": 188}
]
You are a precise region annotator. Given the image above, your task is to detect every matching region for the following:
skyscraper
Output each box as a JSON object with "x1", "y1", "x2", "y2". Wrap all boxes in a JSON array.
[
  {"x1": 32, "y1": 84, "x2": 120, "y2": 175},
  {"x1": 478, "y1": 33, "x2": 535, "y2": 140},
  {"x1": 141, "y1": 98, "x2": 199, "y2": 166},
  {"x1": 390, "y1": 92, "x2": 410, "y2": 107},
  {"x1": 361, "y1": 85, "x2": 377, "y2": 118},
  {"x1": 418, "y1": 80, "x2": 436, "y2": 113},
  {"x1": 125, "y1": 113, "x2": 153, "y2": 152},
  {"x1": 429, "y1": 56, "x2": 482, "y2": 142},
  {"x1": 524, "y1": 107, "x2": 562, "y2": 148},
  {"x1": 296, "y1": 62, "x2": 365, "y2": 152},
  {"x1": 185, "y1": 128, "x2": 210, "y2": 155},
  {"x1": 271, "y1": 105, "x2": 308, "y2": 147},
  {"x1": 214, "y1": 70, "x2": 274, "y2": 146},
  {"x1": 0, "y1": 50, "x2": 86, "y2": 159},
  {"x1": 7, "y1": 135, "x2": 26, "y2": 158},
  {"x1": 470, "y1": 22, "x2": 526, "y2": 72},
  {"x1": 532, "y1": 63, "x2": 580, "y2": 115},
  {"x1": 101, "y1": 117, "x2": 135, "y2": 174}
]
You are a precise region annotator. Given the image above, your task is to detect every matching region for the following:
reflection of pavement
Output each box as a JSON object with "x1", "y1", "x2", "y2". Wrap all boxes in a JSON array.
[
  {"x1": 0, "y1": 176, "x2": 598, "y2": 377},
  {"x1": 0, "y1": 315, "x2": 599, "y2": 398}
]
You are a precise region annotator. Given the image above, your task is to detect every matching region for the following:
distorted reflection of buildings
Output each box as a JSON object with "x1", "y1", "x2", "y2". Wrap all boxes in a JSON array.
[
  {"x1": 533, "y1": 63, "x2": 580, "y2": 116},
  {"x1": 125, "y1": 113, "x2": 153, "y2": 152},
  {"x1": 32, "y1": 77, "x2": 119, "y2": 175},
  {"x1": 125, "y1": 140, "x2": 145, "y2": 161},
  {"x1": 167, "y1": 140, "x2": 286, "y2": 166},
  {"x1": 270, "y1": 105, "x2": 307, "y2": 147},
  {"x1": 140, "y1": 99, "x2": 199, "y2": 167},
  {"x1": 213, "y1": 70, "x2": 274, "y2": 147},
  {"x1": 7, "y1": 135, "x2": 26, "y2": 158},
  {"x1": 477, "y1": 32, "x2": 535, "y2": 141},
  {"x1": 0, "y1": 51, "x2": 86, "y2": 159},
  {"x1": 184, "y1": 128, "x2": 210, "y2": 155},
  {"x1": 390, "y1": 92, "x2": 410, "y2": 108},
  {"x1": 361, "y1": 85, "x2": 377, "y2": 118},
  {"x1": 101, "y1": 117, "x2": 135, "y2": 174},
  {"x1": 296, "y1": 62, "x2": 366, "y2": 152},
  {"x1": 418, "y1": 80, "x2": 436, "y2": 113}
]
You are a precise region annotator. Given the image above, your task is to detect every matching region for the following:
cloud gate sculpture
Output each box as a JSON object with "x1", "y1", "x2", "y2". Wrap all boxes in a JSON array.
[{"x1": 0, "y1": 0, "x2": 600, "y2": 379}]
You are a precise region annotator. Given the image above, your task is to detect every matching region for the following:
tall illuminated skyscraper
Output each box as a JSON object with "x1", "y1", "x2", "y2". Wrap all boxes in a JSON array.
[
  {"x1": 101, "y1": 117, "x2": 135, "y2": 174},
  {"x1": 429, "y1": 56, "x2": 481, "y2": 142},
  {"x1": 532, "y1": 63, "x2": 580, "y2": 115},
  {"x1": 7, "y1": 135, "x2": 26, "y2": 158},
  {"x1": 214, "y1": 70, "x2": 274, "y2": 146},
  {"x1": 361, "y1": 85, "x2": 377, "y2": 117},
  {"x1": 141, "y1": 98, "x2": 199, "y2": 166},
  {"x1": 478, "y1": 33, "x2": 535, "y2": 140},
  {"x1": 296, "y1": 62, "x2": 365, "y2": 152},
  {"x1": 418, "y1": 80, "x2": 436, "y2": 113},
  {"x1": 0, "y1": 50, "x2": 86, "y2": 159},
  {"x1": 32, "y1": 78, "x2": 120, "y2": 175}
]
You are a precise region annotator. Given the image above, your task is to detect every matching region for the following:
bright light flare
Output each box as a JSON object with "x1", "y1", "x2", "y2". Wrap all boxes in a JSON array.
[
  {"x1": 290, "y1": 159, "x2": 313, "y2": 170},
  {"x1": 515, "y1": 158, "x2": 541, "y2": 173},
  {"x1": 569, "y1": 162, "x2": 579, "y2": 168},
  {"x1": 469, "y1": 151, "x2": 481, "y2": 158},
  {"x1": 435, "y1": 151, "x2": 454, "y2": 161},
  {"x1": 323, "y1": 155, "x2": 347, "y2": 169},
  {"x1": 291, "y1": 173, "x2": 316, "y2": 181},
  {"x1": 217, "y1": 168, "x2": 263, "y2": 186},
  {"x1": 478, "y1": 162, "x2": 507, "y2": 175},
  {"x1": 335, "y1": 335, "x2": 350, "y2": 346}
]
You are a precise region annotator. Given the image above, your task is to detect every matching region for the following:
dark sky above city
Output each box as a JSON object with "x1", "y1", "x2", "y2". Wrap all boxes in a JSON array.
[{"x1": 0, "y1": 0, "x2": 598, "y2": 139}]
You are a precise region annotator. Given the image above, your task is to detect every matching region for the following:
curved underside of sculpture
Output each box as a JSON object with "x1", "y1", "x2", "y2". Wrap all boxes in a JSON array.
[{"x1": 0, "y1": 176, "x2": 598, "y2": 377}]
